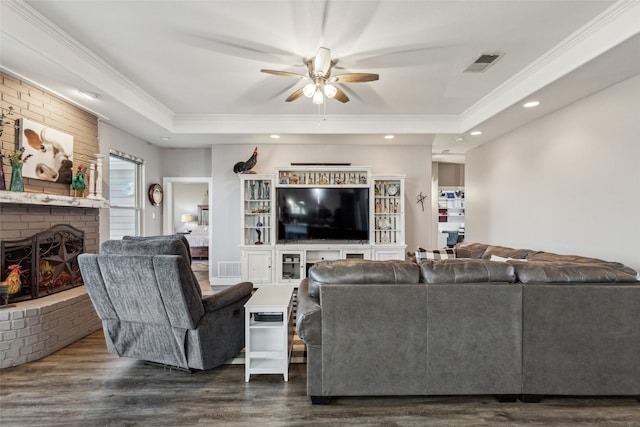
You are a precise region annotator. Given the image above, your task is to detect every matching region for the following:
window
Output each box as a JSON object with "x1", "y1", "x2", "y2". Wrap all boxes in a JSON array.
[{"x1": 109, "y1": 151, "x2": 143, "y2": 239}]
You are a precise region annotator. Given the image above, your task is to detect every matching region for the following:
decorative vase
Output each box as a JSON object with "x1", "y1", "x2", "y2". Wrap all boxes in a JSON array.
[{"x1": 9, "y1": 164, "x2": 24, "y2": 192}]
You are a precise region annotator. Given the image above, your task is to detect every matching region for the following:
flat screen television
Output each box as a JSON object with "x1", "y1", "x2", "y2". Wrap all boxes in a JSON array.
[{"x1": 277, "y1": 187, "x2": 369, "y2": 243}]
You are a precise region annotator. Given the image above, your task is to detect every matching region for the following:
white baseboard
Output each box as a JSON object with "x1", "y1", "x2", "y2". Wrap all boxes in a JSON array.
[{"x1": 210, "y1": 276, "x2": 243, "y2": 286}]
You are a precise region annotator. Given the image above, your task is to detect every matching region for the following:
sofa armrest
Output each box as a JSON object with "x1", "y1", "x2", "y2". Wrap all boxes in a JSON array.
[
  {"x1": 202, "y1": 281, "x2": 253, "y2": 312},
  {"x1": 296, "y1": 279, "x2": 322, "y2": 346}
]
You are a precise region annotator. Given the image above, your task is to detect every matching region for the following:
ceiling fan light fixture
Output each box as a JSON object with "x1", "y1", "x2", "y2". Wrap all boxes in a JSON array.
[
  {"x1": 303, "y1": 83, "x2": 316, "y2": 98},
  {"x1": 312, "y1": 91, "x2": 324, "y2": 105},
  {"x1": 323, "y1": 84, "x2": 337, "y2": 99},
  {"x1": 261, "y1": 45, "x2": 377, "y2": 105}
]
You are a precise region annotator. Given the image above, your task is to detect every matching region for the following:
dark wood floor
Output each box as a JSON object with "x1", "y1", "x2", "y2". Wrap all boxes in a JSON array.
[{"x1": 1, "y1": 331, "x2": 639, "y2": 426}]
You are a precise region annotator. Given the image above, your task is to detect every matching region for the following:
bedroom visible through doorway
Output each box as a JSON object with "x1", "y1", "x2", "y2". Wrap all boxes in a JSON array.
[{"x1": 163, "y1": 177, "x2": 213, "y2": 280}]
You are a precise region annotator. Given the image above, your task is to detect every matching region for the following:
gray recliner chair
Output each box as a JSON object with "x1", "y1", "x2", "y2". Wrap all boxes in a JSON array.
[{"x1": 78, "y1": 237, "x2": 253, "y2": 371}]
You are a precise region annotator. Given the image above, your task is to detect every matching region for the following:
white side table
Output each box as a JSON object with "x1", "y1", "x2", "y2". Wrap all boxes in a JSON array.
[{"x1": 244, "y1": 286, "x2": 294, "y2": 382}]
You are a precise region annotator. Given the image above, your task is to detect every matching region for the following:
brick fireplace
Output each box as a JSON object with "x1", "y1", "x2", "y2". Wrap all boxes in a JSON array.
[
  {"x1": 0, "y1": 192, "x2": 108, "y2": 368},
  {"x1": 0, "y1": 72, "x2": 108, "y2": 367}
]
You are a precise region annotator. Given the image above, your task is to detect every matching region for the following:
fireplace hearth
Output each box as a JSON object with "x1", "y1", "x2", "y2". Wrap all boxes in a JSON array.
[{"x1": 1, "y1": 224, "x2": 85, "y2": 304}]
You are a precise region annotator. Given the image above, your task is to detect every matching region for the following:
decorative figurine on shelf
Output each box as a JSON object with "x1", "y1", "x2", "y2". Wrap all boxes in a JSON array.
[
  {"x1": 71, "y1": 164, "x2": 86, "y2": 197},
  {"x1": 0, "y1": 264, "x2": 23, "y2": 306},
  {"x1": 263, "y1": 181, "x2": 270, "y2": 199},
  {"x1": 255, "y1": 220, "x2": 264, "y2": 245},
  {"x1": 233, "y1": 147, "x2": 258, "y2": 174}
]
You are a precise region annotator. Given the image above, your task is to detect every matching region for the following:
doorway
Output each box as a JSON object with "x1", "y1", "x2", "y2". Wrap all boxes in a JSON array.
[{"x1": 163, "y1": 177, "x2": 213, "y2": 281}]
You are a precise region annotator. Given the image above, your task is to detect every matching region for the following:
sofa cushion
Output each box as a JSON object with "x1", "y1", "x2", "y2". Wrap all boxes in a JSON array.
[
  {"x1": 308, "y1": 259, "x2": 420, "y2": 298},
  {"x1": 417, "y1": 248, "x2": 456, "y2": 261},
  {"x1": 513, "y1": 261, "x2": 639, "y2": 284},
  {"x1": 453, "y1": 242, "x2": 489, "y2": 259},
  {"x1": 482, "y1": 245, "x2": 533, "y2": 260},
  {"x1": 490, "y1": 254, "x2": 528, "y2": 263},
  {"x1": 420, "y1": 259, "x2": 516, "y2": 283},
  {"x1": 526, "y1": 252, "x2": 637, "y2": 276}
]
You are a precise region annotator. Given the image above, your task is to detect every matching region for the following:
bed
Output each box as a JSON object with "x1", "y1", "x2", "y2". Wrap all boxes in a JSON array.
[
  {"x1": 184, "y1": 205, "x2": 209, "y2": 259},
  {"x1": 184, "y1": 227, "x2": 208, "y2": 259}
]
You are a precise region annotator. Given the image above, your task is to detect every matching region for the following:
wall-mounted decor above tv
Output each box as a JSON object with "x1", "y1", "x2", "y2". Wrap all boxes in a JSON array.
[{"x1": 277, "y1": 187, "x2": 369, "y2": 243}]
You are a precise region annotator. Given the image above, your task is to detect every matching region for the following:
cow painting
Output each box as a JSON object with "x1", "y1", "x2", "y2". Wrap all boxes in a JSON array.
[{"x1": 19, "y1": 119, "x2": 74, "y2": 184}]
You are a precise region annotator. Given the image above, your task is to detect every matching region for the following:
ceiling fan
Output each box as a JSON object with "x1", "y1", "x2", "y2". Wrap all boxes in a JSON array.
[{"x1": 260, "y1": 47, "x2": 379, "y2": 104}]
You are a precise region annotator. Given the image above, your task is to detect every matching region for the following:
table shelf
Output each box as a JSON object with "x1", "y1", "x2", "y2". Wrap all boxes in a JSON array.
[{"x1": 244, "y1": 286, "x2": 294, "y2": 382}]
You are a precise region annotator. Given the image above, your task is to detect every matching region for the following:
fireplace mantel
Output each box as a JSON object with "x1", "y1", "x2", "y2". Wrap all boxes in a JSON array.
[{"x1": 0, "y1": 190, "x2": 109, "y2": 209}]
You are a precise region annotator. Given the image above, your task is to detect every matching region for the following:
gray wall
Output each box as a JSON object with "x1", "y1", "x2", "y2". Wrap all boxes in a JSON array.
[
  {"x1": 210, "y1": 144, "x2": 433, "y2": 274},
  {"x1": 160, "y1": 147, "x2": 212, "y2": 177},
  {"x1": 98, "y1": 122, "x2": 164, "y2": 240},
  {"x1": 438, "y1": 163, "x2": 465, "y2": 187},
  {"x1": 465, "y1": 73, "x2": 640, "y2": 272}
]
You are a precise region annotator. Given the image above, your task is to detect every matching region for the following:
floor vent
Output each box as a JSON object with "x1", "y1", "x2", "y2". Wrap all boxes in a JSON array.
[
  {"x1": 463, "y1": 53, "x2": 502, "y2": 73},
  {"x1": 218, "y1": 261, "x2": 241, "y2": 278}
]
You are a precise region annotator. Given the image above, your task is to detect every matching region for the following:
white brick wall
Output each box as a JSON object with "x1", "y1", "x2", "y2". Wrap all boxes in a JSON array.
[{"x1": 0, "y1": 287, "x2": 101, "y2": 369}]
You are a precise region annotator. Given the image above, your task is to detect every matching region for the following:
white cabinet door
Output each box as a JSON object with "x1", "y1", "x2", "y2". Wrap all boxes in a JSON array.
[
  {"x1": 242, "y1": 250, "x2": 273, "y2": 284},
  {"x1": 275, "y1": 250, "x2": 305, "y2": 284},
  {"x1": 372, "y1": 248, "x2": 405, "y2": 261}
]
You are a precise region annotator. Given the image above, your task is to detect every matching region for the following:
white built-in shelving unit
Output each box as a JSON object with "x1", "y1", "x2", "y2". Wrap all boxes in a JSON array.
[{"x1": 239, "y1": 166, "x2": 406, "y2": 286}]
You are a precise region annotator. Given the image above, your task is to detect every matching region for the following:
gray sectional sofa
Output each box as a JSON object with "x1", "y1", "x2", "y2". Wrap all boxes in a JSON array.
[{"x1": 295, "y1": 242, "x2": 640, "y2": 404}]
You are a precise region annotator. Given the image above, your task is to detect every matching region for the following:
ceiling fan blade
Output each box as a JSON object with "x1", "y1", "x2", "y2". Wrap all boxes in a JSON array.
[
  {"x1": 333, "y1": 87, "x2": 349, "y2": 103},
  {"x1": 261, "y1": 69, "x2": 307, "y2": 79},
  {"x1": 187, "y1": 31, "x2": 302, "y2": 65},
  {"x1": 313, "y1": 47, "x2": 333, "y2": 76},
  {"x1": 285, "y1": 88, "x2": 305, "y2": 102},
  {"x1": 331, "y1": 73, "x2": 379, "y2": 83}
]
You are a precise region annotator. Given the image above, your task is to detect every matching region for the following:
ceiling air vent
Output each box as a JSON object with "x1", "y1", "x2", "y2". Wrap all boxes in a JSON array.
[{"x1": 463, "y1": 53, "x2": 502, "y2": 73}]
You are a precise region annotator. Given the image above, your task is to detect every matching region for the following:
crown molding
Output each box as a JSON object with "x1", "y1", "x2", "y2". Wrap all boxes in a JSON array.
[
  {"x1": 459, "y1": 0, "x2": 640, "y2": 132},
  {"x1": 172, "y1": 114, "x2": 461, "y2": 134},
  {"x1": 1, "y1": 0, "x2": 175, "y2": 125}
]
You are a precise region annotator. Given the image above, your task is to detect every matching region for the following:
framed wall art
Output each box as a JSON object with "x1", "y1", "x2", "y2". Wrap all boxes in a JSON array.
[{"x1": 18, "y1": 119, "x2": 74, "y2": 184}]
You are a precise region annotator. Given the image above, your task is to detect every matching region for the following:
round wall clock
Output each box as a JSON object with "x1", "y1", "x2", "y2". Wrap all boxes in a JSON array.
[{"x1": 148, "y1": 183, "x2": 163, "y2": 206}]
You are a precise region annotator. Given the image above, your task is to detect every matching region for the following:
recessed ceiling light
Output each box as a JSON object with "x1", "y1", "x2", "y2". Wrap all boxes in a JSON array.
[
  {"x1": 159, "y1": 137, "x2": 170, "y2": 141},
  {"x1": 270, "y1": 134, "x2": 280, "y2": 139},
  {"x1": 384, "y1": 135, "x2": 395, "y2": 140},
  {"x1": 78, "y1": 90, "x2": 100, "y2": 100},
  {"x1": 470, "y1": 130, "x2": 483, "y2": 136},
  {"x1": 523, "y1": 101, "x2": 540, "y2": 108},
  {"x1": 455, "y1": 136, "x2": 464, "y2": 142}
]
